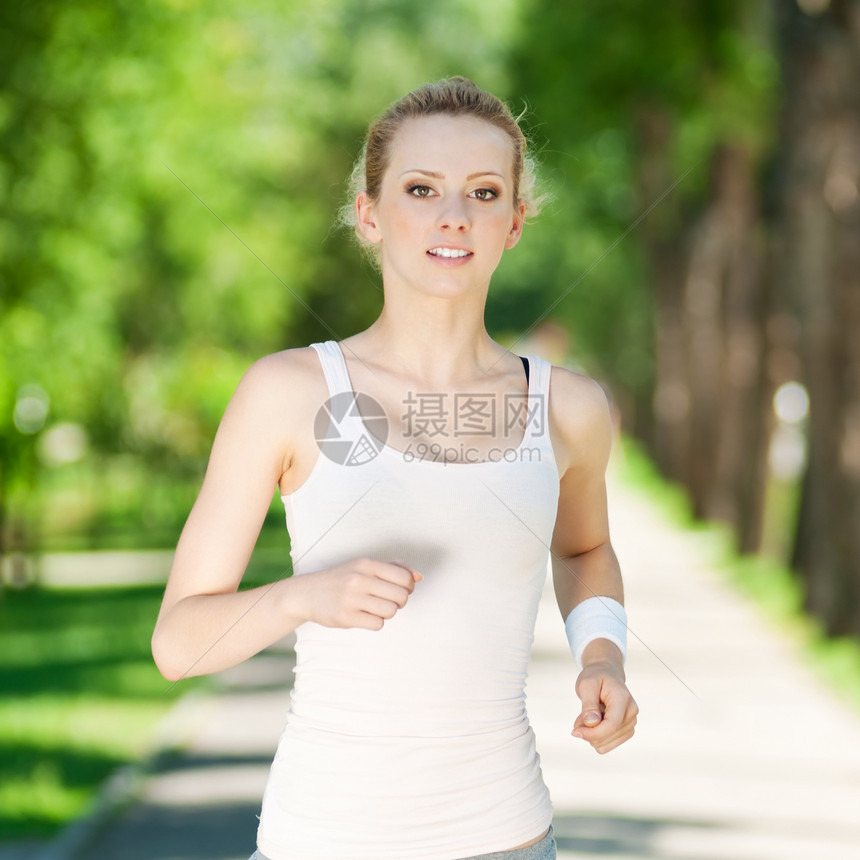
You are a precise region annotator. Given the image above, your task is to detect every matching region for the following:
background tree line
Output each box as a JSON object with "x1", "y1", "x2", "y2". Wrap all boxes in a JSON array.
[
  {"x1": 1, "y1": 0, "x2": 858, "y2": 636},
  {"x1": 509, "y1": 0, "x2": 859, "y2": 636}
]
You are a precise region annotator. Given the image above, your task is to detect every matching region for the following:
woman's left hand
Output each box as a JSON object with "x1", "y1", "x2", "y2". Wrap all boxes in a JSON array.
[{"x1": 572, "y1": 656, "x2": 638, "y2": 755}]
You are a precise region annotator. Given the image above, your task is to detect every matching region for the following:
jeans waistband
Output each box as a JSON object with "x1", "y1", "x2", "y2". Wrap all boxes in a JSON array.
[
  {"x1": 250, "y1": 825, "x2": 557, "y2": 860},
  {"x1": 462, "y1": 825, "x2": 556, "y2": 860}
]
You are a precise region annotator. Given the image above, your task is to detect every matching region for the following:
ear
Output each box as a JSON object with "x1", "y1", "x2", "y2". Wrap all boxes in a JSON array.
[
  {"x1": 504, "y1": 201, "x2": 526, "y2": 250},
  {"x1": 356, "y1": 191, "x2": 382, "y2": 245}
]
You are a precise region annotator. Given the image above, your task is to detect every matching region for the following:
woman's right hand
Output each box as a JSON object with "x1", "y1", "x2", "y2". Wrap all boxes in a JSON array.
[{"x1": 295, "y1": 558, "x2": 423, "y2": 631}]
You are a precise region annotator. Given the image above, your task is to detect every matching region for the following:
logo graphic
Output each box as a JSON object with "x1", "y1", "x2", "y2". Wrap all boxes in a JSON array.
[{"x1": 314, "y1": 391, "x2": 388, "y2": 465}]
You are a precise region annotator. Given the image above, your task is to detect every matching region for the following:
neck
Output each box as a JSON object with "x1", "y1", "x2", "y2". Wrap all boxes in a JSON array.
[{"x1": 350, "y1": 292, "x2": 506, "y2": 388}]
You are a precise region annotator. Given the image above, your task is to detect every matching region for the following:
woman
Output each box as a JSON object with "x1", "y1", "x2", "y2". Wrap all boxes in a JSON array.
[{"x1": 152, "y1": 76, "x2": 637, "y2": 860}]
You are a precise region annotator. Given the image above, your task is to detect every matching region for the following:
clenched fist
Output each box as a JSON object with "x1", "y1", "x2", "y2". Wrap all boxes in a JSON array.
[{"x1": 293, "y1": 557, "x2": 423, "y2": 631}]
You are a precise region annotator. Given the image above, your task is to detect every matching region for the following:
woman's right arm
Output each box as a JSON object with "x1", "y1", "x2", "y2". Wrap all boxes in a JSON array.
[{"x1": 151, "y1": 352, "x2": 421, "y2": 683}]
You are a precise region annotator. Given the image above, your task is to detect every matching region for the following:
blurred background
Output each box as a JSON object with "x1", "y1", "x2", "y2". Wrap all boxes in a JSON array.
[{"x1": 1, "y1": 0, "x2": 858, "y2": 852}]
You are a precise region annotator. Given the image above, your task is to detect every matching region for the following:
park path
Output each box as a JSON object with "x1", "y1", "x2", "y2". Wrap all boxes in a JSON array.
[
  {"x1": 532, "y1": 468, "x2": 860, "y2": 859},
  {"x1": 45, "y1": 464, "x2": 860, "y2": 859}
]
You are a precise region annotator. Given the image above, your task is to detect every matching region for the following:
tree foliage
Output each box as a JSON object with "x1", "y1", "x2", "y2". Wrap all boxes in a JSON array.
[{"x1": 0, "y1": 0, "x2": 519, "y2": 552}]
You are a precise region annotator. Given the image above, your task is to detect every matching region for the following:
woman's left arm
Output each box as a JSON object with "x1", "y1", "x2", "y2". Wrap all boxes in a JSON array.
[{"x1": 548, "y1": 367, "x2": 638, "y2": 754}]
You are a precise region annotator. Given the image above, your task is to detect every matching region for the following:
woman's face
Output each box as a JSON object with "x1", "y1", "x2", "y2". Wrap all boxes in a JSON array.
[{"x1": 356, "y1": 114, "x2": 525, "y2": 297}]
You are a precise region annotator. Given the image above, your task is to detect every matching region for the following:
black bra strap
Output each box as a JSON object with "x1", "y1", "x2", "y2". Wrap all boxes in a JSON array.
[{"x1": 519, "y1": 355, "x2": 529, "y2": 385}]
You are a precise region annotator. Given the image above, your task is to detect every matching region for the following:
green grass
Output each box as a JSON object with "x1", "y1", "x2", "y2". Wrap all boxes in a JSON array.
[
  {"x1": 0, "y1": 524, "x2": 294, "y2": 842},
  {"x1": 0, "y1": 583, "x2": 197, "y2": 839},
  {"x1": 0, "y1": 447, "x2": 299, "y2": 841},
  {"x1": 616, "y1": 435, "x2": 860, "y2": 715}
]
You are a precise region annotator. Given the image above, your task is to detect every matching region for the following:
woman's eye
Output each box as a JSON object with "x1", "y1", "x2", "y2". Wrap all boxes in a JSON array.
[
  {"x1": 407, "y1": 184, "x2": 433, "y2": 198},
  {"x1": 471, "y1": 188, "x2": 499, "y2": 201}
]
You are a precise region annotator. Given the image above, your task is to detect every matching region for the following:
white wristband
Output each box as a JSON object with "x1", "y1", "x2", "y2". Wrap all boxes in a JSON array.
[{"x1": 564, "y1": 596, "x2": 628, "y2": 671}]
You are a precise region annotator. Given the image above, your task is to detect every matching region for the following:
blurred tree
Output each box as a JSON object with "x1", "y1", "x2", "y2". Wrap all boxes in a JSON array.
[
  {"x1": 681, "y1": 143, "x2": 771, "y2": 551},
  {"x1": 768, "y1": 0, "x2": 860, "y2": 635},
  {"x1": 509, "y1": 0, "x2": 777, "y2": 550},
  {"x1": 0, "y1": 0, "x2": 523, "y2": 557},
  {"x1": 0, "y1": 0, "x2": 270, "y2": 557}
]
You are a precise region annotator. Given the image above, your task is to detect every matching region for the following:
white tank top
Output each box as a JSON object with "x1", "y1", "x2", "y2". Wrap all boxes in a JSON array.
[{"x1": 257, "y1": 340, "x2": 560, "y2": 859}]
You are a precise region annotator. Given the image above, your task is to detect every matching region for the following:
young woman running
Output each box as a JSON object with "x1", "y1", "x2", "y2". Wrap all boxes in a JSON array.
[{"x1": 152, "y1": 76, "x2": 637, "y2": 860}]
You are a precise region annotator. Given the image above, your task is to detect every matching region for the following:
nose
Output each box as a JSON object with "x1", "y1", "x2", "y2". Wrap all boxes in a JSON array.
[{"x1": 438, "y1": 197, "x2": 470, "y2": 232}]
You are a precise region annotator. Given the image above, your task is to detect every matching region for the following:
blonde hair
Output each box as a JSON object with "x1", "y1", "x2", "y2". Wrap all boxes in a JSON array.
[{"x1": 339, "y1": 76, "x2": 545, "y2": 266}]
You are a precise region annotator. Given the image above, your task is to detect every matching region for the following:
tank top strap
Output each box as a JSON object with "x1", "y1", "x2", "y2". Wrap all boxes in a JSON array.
[
  {"x1": 310, "y1": 340, "x2": 354, "y2": 399},
  {"x1": 522, "y1": 353, "x2": 553, "y2": 446}
]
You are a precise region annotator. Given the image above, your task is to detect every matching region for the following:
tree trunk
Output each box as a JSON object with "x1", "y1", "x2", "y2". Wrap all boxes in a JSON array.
[
  {"x1": 635, "y1": 104, "x2": 691, "y2": 486},
  {"x1": 681, "y1": 144, "x2": 771, "y2": 551}
]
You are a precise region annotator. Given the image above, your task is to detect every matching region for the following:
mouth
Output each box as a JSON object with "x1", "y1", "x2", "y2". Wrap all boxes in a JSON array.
[{"x1": 427, "y1": 247, "x2": 473, "y2": 260}]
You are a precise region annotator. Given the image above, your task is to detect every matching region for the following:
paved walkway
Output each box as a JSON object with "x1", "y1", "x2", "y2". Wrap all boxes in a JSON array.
[{"x1": 45, "y1": 469, "x2": 860, "y2": 859}]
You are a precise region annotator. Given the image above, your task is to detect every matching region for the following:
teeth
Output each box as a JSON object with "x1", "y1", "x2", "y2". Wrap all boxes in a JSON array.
[{"x1": 429, "y1": 247, "x2": 471, "y2": 258}]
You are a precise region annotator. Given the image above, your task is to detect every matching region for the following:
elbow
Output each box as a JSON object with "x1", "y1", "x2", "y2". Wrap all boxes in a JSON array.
[{"x1": 150, "y1": 624, "x2": 185, "y2": 683}]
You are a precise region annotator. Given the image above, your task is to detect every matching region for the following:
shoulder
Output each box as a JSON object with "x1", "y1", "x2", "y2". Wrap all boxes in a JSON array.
[
  {"x1": 233, "y1": 345, "x2": 326, "y2": 404},
  {"x1": 219, "y1": 345, "x2": 329, "y2": 447},
  {"x1": 547, "y1": 364, "x2": 614, "y2": 478}
]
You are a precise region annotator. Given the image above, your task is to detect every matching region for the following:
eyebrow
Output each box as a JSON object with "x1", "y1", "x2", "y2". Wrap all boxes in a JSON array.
[{"x1": 399, "y1": 169, "x2": 505, "y2": 181}]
